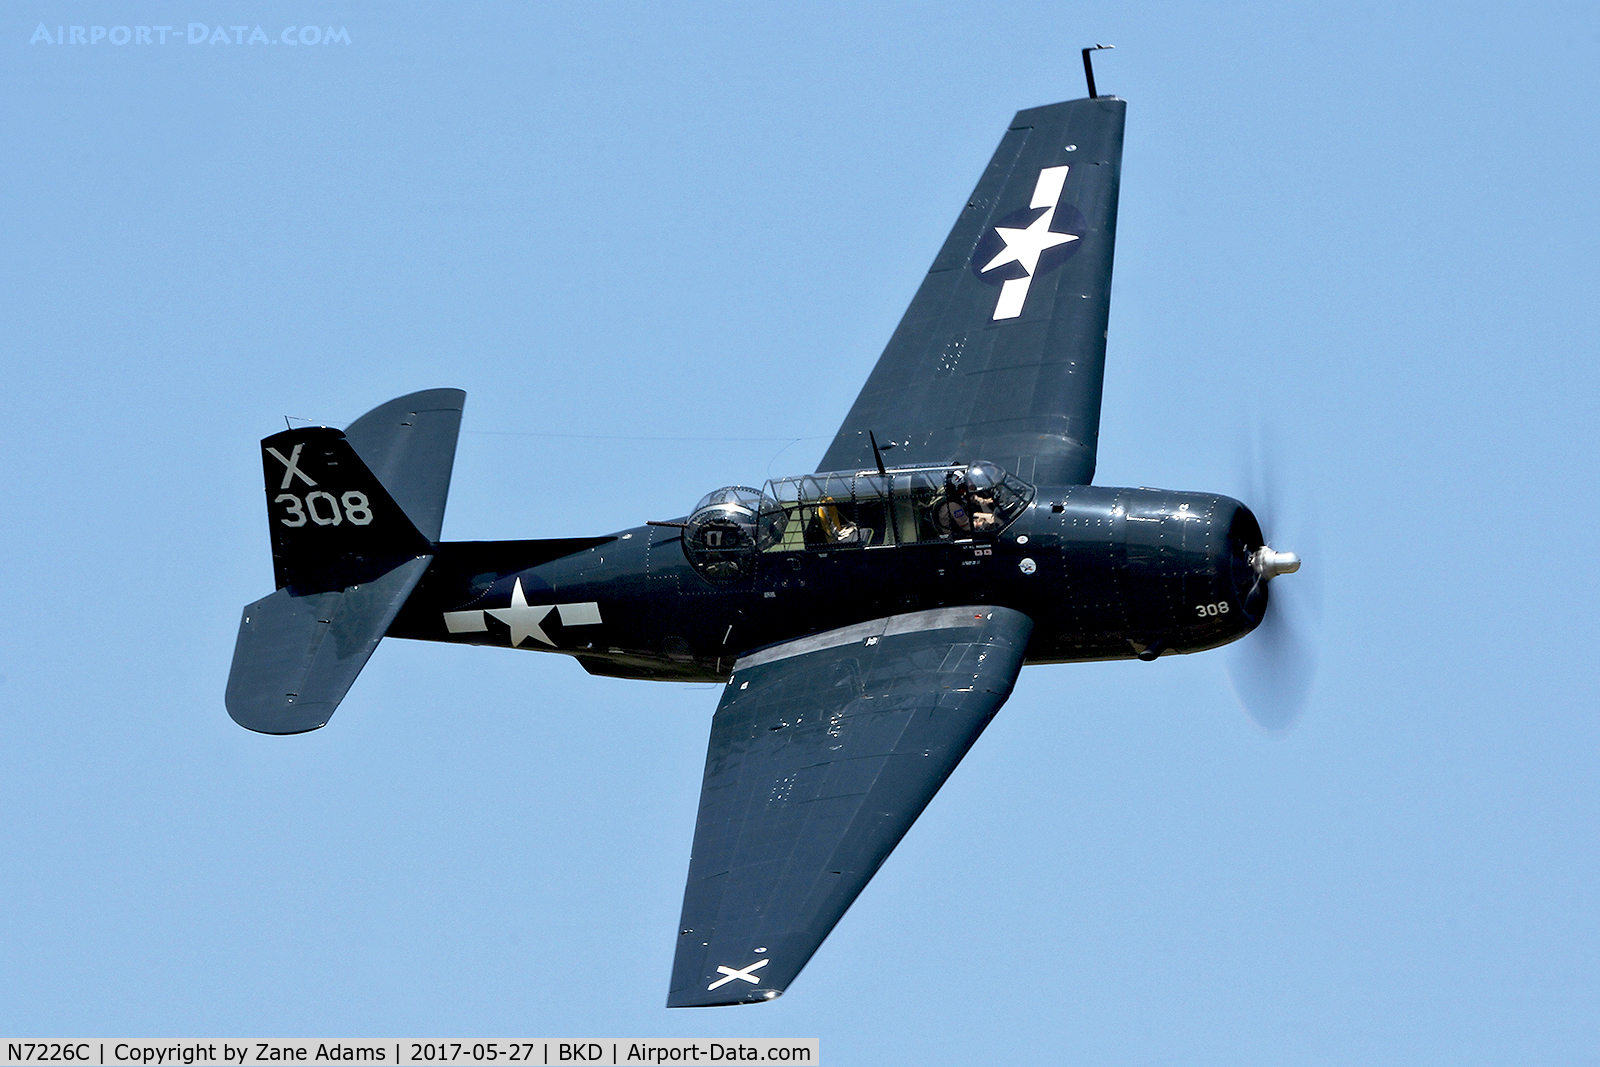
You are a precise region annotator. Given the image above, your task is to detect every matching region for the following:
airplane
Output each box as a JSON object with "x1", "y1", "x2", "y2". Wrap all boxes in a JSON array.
[{"x1": 226, "y1": 58, "x2": 1305, "y2": 1007}]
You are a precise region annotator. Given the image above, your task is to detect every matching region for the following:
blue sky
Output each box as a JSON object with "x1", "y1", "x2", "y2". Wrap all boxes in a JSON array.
[{"x1": 3, "y1": 2, "x2": 1598, "y2": 1063}]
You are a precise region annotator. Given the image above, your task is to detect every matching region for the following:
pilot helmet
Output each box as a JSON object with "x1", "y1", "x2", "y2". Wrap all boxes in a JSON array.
[{"x1": 964, "y1": 461, "x2": 1004, "y2": 495}]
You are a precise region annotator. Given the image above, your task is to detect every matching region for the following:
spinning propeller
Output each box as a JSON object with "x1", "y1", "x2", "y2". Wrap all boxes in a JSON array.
[{"x1": 1228, "y1": 438, "x2": 1319, "y2": 732}]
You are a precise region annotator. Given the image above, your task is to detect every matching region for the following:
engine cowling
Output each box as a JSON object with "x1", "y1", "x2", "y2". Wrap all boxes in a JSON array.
[{"x1": 1116, "y1": 489, "x2": 1267, "y2": 656}]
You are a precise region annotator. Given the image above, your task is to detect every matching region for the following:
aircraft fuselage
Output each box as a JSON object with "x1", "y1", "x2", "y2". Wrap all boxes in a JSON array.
[{"x1": 387, "y1": 484, "x2": 1269, "y2": 678}]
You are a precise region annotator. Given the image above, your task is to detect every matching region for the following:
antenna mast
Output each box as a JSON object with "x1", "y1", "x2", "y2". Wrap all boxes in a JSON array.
[{"x1": 1081, "y1": 43, "x2": 1115, "y2": 98}]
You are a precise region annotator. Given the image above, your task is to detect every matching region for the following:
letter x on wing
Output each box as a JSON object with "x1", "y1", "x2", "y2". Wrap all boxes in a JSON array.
[{"x1": 707, "y1": 958, "x2": 769, "y2": 991}]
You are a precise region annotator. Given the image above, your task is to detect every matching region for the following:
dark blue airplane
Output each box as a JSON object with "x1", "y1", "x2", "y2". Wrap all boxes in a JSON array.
[{"x1": 228, "y1": 72, "x2": 1304, "y2": 1007}]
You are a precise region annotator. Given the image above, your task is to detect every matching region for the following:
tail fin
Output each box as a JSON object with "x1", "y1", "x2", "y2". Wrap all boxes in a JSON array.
[
  {"x1": 342, "y1": 388, "x2": 465, "y2": 542},
  {"x1": 259, "y1": 427, "x2": 432, "y2": 594},
  {"x1": 227, "y1": 390, "x2": 465, "y2": 735}
]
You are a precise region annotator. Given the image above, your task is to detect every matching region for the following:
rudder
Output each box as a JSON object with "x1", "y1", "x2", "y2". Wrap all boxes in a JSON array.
[{"x1": 342, "y1": 388, "x2": 465, "y2": 542}]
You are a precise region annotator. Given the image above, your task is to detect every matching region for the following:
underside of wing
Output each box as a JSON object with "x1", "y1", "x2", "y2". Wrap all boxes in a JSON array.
[
  {"x1": 819, "y1": 97, "x2": 1126, "y2": 486},
  {"x1": 667, "y1": 606, "x2": 1033, "y2": 1007}
]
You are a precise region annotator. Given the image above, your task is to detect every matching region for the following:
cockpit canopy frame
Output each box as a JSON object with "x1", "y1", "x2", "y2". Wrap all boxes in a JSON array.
[
  {"x1": 678, "y1": 463, "x2": 1035, "y2": 582},
  {"x1": 758, "y1": 461, "x2": 1034, "y2": 553}
]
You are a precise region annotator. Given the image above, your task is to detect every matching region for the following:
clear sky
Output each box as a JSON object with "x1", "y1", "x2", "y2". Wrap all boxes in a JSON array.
[{"x1": 3, "y1": 2, "x2": 1598, "y2": 1063}]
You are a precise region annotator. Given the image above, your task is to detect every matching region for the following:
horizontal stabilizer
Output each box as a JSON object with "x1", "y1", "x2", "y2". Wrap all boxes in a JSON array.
[{"x1": 226, "y1": 557, "x2": 431, "y2": 734}]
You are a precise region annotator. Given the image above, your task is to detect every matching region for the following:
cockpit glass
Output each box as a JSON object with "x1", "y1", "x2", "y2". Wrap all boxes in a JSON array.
[
  {"x1": 758, "y1": 461, "x2": 1033, "y2": 551},
  {"x1": 680, "y1": 485, "x2": 771, "y2": 583},
  {"x1": 692, "y1": 485, "x2": 766, "y2": 513}
]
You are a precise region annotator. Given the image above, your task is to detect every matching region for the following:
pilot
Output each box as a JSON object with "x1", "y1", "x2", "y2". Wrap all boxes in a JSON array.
[
  {"x1": 964, "y1": 463, "x2": 1005, "y2": 532},
  {"x1": 967, "y1": 487, "x2": 998, "y2": 532},
  {"x1": 935, "y1": 467, "x2": 1000, "y2": 536},
  {"x1": 817, "y1": 501, "x2": 862, "y2": 543},
  {"x1": 934, "y1": 472, "x2": 975, "y2": 535}
]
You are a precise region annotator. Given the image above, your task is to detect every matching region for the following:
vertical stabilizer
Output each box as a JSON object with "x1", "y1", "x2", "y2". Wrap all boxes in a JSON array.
[{"x1": 342, "y1": 388, "x2": 466, "y2": 542}]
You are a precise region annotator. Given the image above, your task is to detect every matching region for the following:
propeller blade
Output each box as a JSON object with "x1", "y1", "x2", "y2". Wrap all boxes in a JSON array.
[
  {"x1": 1227, "y1": 425, "x2": 1320, "y2": 731},
  {"x1": 1227, "y1": 575, "x2": 1316, "y2": 732}
]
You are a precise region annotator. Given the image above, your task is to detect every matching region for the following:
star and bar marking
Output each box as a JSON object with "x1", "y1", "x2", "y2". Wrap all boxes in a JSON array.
[
  {"x1": 442, "y1": 578, "x2": 603, "y2": 647},
  {"x1": 977, "y1": 165, "x2": 1080, "y2": 320}
]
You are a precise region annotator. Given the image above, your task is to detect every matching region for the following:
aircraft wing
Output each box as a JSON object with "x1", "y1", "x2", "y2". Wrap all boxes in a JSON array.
[
  {"x1": 817, "y1": 97, "x2": 1125, "y2": 487},
  {"x1": 667, "y1": 606, "x2": 1033, "y2": 1007}
]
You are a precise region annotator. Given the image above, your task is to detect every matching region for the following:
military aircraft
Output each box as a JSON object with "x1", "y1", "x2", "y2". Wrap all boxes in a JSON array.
[{"x1": 227, "y1": 62, "x2": 1305, "y2": 1007}]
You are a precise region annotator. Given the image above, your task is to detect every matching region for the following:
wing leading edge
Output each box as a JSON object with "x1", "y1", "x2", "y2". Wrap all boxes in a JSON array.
[
  {"x1": 818, "y1": 97, "x2": 1125, "y2": 486},
  {"x1": 668, "y1": 606, "x2": 1034, "y2": 1007}
]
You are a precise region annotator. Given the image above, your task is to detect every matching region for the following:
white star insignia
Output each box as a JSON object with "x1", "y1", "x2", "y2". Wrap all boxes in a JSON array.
[
  {"x1": 486, "y1": 578, "x2": 555, "y2": 647},
  {"x1": 980, "y1": 164, "x2": 1078, "y2": 320},
  {"x1": 980, "y1": 210, "x2": 1079, "y2": 277}
]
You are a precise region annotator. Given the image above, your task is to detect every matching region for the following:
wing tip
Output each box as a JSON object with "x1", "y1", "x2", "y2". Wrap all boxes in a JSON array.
[
  {"x1": 224, "y1": 695, "x2": 333, "y2": 735},
  {"x1": 666, "y1": 987, "x2": 784, "y2": 1009}
]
